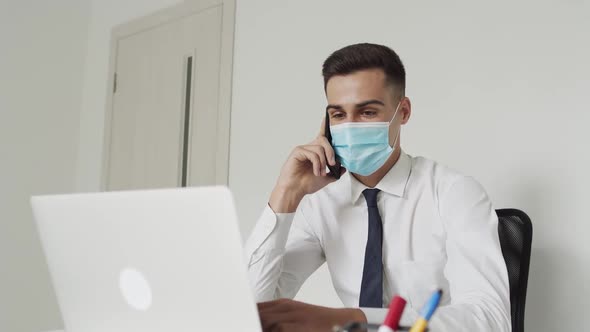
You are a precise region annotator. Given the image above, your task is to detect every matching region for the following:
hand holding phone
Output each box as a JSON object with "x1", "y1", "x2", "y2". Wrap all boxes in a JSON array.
[{"x1": 268, "y1": 113, "x2": 345, "y2": 213}]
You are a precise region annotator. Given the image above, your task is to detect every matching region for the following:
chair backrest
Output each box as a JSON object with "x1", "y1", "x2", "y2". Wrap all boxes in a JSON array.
[{"x1": 496, "y1": 209, "x2": 532, "y2": 332}]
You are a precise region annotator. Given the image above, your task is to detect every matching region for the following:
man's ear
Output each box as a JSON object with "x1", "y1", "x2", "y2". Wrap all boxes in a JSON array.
[{"x1": 400, "y1": 97, "x2": 412, "y2": 125}]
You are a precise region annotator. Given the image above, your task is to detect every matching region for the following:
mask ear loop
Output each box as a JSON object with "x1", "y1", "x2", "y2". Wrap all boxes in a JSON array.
[
  {"x1": 389, "y1": 101, "x2": 402, "y2": 125},
  {"x1": 390, "y1": 125, "x2": 401, "y2": 149},
  {"x1": 389, "y1": 101, "x2": 402, "y2": 148}
]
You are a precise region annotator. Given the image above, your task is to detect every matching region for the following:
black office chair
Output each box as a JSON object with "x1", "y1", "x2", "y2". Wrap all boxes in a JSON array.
[{"x1": 496, "y1": 209, "x2": 532, "y2": 332}]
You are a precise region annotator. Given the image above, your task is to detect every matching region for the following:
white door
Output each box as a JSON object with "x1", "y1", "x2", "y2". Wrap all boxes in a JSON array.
[{"x1": 104, "y1": 4, "x2": 228, "y2": 191}]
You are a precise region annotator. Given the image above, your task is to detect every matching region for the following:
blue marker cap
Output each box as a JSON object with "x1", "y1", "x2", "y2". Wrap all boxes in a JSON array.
[{"x1": 420, "y1": 289, "x2": 443, "y2": 321}]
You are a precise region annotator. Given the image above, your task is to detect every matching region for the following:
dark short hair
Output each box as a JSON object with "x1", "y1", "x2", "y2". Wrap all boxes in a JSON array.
[{"x1": 322, "y1": 43, "x2": 406, "y2": 97}]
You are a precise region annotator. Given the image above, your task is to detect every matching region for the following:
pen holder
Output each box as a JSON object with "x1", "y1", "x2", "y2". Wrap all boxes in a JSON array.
[{"x1": 333, "y1": 322, "x2": 429, "y2": 332}]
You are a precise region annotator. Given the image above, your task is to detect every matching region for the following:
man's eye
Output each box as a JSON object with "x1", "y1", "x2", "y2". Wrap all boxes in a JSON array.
[
  {"x1": 362, "y1": 110, "x2": 377, "y2": 116},
  {"x1": 331, "y1": 113, "x2": 344, "y2": 119}
]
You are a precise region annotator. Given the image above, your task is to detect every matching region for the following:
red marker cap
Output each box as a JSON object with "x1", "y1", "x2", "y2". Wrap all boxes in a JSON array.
[{"x1": 382, "y1": 296, "x2": 407, "y2": 330}]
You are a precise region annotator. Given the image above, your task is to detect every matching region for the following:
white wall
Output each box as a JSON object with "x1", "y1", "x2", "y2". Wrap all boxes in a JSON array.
[
  {"x1": 11, "y1": 0, "x2": 584, "y2": 331},
  {"x1": 0, "y1": 1, "x2": 90, "y2": 331},
  {"x1": 230, "y1": 0, "x2": 590, "y2": 331},
  {"x1": 0, "y1": 1, "x2": 185, "y2": 331}
]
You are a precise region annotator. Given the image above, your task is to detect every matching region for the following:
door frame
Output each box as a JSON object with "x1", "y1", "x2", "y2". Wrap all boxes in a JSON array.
[{"x1": 101, "y1": 0, "x2": 235, "y2": 190}]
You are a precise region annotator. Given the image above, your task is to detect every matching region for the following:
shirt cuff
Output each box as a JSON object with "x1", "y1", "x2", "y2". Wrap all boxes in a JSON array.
[{"x1": 244, "y1": 204, "x2": 295, "y2": 263}]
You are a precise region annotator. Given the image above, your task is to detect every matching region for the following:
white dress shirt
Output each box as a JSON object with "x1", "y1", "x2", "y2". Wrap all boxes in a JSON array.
[{"x1": 245, "y1": 151, "x2": 511, "y2": 331}]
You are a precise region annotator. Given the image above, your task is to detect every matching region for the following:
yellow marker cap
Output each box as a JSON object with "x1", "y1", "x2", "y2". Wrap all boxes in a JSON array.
[{"x1": 409, "y1": 318, "x2": 428, "y2": 332}]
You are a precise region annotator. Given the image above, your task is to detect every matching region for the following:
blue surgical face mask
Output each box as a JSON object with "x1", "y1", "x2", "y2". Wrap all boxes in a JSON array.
[{"x1": 330, "y1": 103, "x2": 401, "y2": 176}]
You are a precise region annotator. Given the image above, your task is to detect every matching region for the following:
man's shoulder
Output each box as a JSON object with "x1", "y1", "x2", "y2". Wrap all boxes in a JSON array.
[
  {"x1": 407, "y1": 154, "x2": 477, "y2": 192},
  {"x1": 409, "y1": 153, "x2": 464, "y2": 174}
]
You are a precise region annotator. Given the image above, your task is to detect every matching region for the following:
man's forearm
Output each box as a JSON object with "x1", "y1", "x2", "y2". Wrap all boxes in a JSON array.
[
  {"x1": 245, "y1": 206, "x2": 296, "y2": 301},
  {"x1": 269, "y1": 185, "x2": 304, "y2": 213}
]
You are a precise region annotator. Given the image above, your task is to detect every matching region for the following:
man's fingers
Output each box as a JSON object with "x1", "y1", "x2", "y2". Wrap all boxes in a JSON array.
[
  {"x1": 293, "y1": 146, "x2": 322, "y2": 176},
  {"x1": 270, "y1": 322, "x2": 305, "y2": 332},
  {"x1": 261, "y1": 312, "x2": 298, "y2": 331},
  {"x1": 302, "y1": 145, "x2": 328, "y2": 176},
  {"x1": 315, "y1": 136, "x2": 336, "y2": 166},
  {"x1": 258, "y1": 301, "x2": 301, "y2": 331}
]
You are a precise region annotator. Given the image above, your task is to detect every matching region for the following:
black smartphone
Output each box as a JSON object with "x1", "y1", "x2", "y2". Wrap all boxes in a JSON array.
[{"x1": 324, "y1": 112, "x2": 342, "y2": 179}]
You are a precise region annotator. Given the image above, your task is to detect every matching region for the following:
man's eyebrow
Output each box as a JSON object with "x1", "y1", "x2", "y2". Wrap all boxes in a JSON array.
[
  {"x1": 355, "y1": 99, "x2": 385, "y2": 108},
  {"x1": 326, "y1": 104, "x2": 343, "y2": 112},
  {"x1": 326, "y1": 99, "x2": 385, "y2": 112}
]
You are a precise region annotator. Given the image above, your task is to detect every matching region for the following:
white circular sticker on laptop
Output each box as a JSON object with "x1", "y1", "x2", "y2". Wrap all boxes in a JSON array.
[{"x1": 119, "y1": 268, "x2": 152, "y2": 311}]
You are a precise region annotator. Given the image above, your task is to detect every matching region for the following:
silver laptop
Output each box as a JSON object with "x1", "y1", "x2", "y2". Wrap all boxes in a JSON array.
[{"x1": 31, "y1": 186, "x2": 262, "y2": 332}]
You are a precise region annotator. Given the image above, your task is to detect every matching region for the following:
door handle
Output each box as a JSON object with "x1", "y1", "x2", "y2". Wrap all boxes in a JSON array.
[{"x1": 180, "y1": 55, "x2": 194, "y2": 187}]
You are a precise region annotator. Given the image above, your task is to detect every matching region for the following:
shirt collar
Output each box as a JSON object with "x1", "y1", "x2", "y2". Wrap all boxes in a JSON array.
[{"x1": 348, "y1": 150, "x2": 412, "y2": 204}]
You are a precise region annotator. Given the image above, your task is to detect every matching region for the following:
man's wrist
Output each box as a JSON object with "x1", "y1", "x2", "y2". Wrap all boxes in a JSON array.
[{"x1": 269, "y1": 185, "x2": 304, "y2": 213}]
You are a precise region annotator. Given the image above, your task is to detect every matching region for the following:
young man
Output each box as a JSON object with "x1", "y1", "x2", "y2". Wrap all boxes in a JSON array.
[{"x1": 246, "y1": 43, "x2": 511, "y2": 332}]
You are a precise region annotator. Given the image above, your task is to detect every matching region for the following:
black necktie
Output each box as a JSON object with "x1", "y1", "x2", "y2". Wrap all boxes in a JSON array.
[{"x1": 359, "y1": 188, "x2": 383, "y2": 308}]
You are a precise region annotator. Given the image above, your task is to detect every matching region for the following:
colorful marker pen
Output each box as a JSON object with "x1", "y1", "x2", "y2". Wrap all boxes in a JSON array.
[
  {"x1": 409, "y1": 289, "x2": 443, "y2": 332},
  {"x1": 378, "y1": 296, "x2": 407, "y2": 332}
]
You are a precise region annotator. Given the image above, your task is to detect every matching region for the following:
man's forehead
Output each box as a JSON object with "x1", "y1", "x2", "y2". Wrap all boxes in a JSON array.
[{"x1": 326, "y1": 69, "x2": 391, "y2": 105}]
